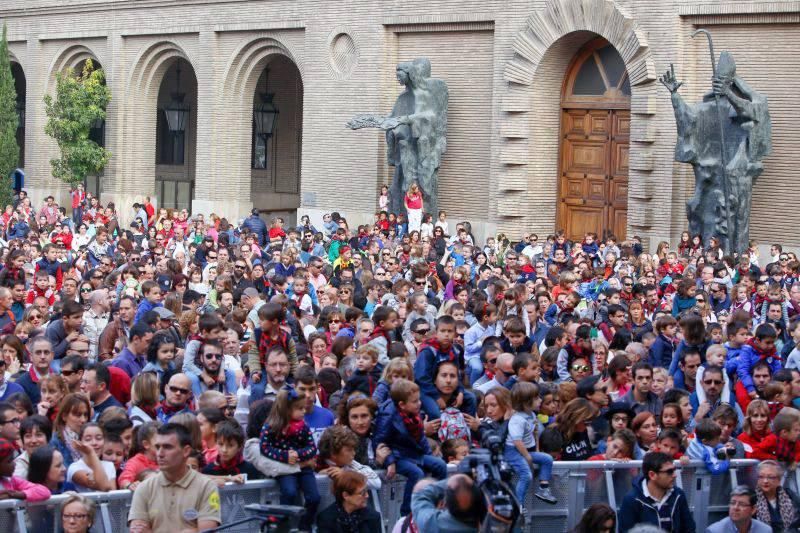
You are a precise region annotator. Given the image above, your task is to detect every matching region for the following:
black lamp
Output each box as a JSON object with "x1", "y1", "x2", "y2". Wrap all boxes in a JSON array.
[
  {"x1": 164, "y1": 64, "x2": 189, "y2": 133},
  {"x1": 253, "y1": 67, "x2": 279, "y2": 138}
]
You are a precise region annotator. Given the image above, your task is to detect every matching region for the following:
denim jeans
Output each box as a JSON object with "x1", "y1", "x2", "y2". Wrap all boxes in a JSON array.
[
  {"x1": 466, "y1": 357, "x2": 485, "y2": 386},
  {"x1": 395, "y1": 456, "x2": 448, "y2": 515},
  {"x1": 503, "y1": 445, "x2": 554, "y2": 503},
  {"x1": 420, "y1": 389, "x2": 477, "y2": 419},
  {"x1": 277, "y1": 468, "x2": 320, "y2": 530}
]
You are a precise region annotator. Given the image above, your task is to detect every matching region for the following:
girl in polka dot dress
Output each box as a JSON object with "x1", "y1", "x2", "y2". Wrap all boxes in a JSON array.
[{"x1": 259, "y1": 387, "x2": 321, "y2": 530}]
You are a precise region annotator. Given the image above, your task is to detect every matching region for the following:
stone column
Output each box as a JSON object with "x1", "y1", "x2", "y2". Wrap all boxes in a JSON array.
[{"x1": 191, "y1": 30, "x2": 253, "y2": 222}]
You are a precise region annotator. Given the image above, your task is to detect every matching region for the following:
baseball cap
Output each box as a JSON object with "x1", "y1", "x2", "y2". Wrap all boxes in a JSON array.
[{"x1": 153, "y1": 307, "x2": 176, "y2": 320}]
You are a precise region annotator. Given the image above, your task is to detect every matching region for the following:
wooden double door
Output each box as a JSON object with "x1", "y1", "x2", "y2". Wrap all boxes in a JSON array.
[
  {"x1": 558, "y1": 108, "x2": 629, "y2": 242},
  {"x1": 556, "y1": 38, "x2": 631, "y2": 242}
]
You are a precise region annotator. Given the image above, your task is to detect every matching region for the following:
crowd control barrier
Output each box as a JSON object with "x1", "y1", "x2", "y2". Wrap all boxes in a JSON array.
[{"x1": 0, "y1": 459, "x2": 765, "y2": 532}]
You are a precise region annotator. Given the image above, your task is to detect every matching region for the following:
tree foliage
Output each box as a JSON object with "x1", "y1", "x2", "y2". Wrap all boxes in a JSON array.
[
  {"x1": 44, "y1": 58, "x2": 111, "y2": 186},
  {"x1": 0, "y1": 24, "x2": 19, "y2": 208}
]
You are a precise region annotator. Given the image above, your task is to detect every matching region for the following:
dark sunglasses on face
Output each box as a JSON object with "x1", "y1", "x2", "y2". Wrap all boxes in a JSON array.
[
  {"x1": 415, "y1": 328, "x2": 430, "y2": 335},
  {"x1": 704, "y1": 379, "x2": 722, "y2": 385},
  {"x1": 571, "y1": 365, "x2": 591, "y2": 372},
  {"x1": 205, "y1": 353, "x2": 223, "y2": 361},
  {"x1": 169, "y1": 385, "x2": 190, "y2": 395}
]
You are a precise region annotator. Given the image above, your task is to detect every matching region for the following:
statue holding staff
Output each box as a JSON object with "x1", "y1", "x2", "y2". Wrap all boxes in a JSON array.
[{"x1": 660, "y1": 31, "x2": 771, "y2": 255}]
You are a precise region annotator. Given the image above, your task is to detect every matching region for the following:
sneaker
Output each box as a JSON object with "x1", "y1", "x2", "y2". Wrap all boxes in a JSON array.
[{"x1": 534, "y1": 486, "x2": 557, "y2": 504}]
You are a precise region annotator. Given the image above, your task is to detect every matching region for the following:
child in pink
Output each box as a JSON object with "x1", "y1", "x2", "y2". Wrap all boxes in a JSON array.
[{"x1": 0, "y1": 438, "x2": 50, "y2": 501}]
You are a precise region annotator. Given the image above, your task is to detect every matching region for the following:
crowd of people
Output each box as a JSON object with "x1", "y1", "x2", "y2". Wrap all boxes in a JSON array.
[{"x1": 0, "y1": 183, "x2": 797, "y2": 532}]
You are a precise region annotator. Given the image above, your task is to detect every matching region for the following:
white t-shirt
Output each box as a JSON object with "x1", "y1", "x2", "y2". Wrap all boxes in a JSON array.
[{"x1": 67, "y1": 459, "x2": 117, "y2": 492}]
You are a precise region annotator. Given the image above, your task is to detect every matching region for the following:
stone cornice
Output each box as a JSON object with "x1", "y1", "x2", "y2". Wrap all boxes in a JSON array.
[{"x1": 678, "y1": 1, "x2": 800, "y2": 16}]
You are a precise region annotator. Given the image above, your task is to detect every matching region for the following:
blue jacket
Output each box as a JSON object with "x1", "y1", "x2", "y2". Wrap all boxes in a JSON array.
[
  {"x1": 373, "y1": 400, "x2": 431, "y2": 466},
  {"x1": 372, "y1": 380, "x2": 390, "y2": 407},
  {"x1": 724, "y1": 342, "x2": 744, "y2": 377},
  {"x1": 7, "y1": 221, "x2": 29, "y2": 240},
  {"x1": 736, "y1": 343, "x2": 782, "y2": 393},
  {"x1": 618, "y1": 478, "x2": 695, "y2": 533},
  {"x1": 671, "y1": 295, "x2": 697, "y2": 317},
  {"x1": 686, "y1": 438, "x2": 730, "y2": 475},
  {"x1": 650, "y1": 334, "x2": 675, "y2": 369},
  {"x1": 413, "y1": 340, "x2": 465, "y2": 399},
  {"x1": 187, "y1": 368, "x2": 238, "y2": 398},
  {"x1": 133, "y1": 299, "x2": 163, "y2": 325},
  {"x1": 242, "y1": 215, "x2": 268, "y2": 246}
]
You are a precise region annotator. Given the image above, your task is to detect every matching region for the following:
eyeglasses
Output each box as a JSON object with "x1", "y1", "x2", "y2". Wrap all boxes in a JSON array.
[
  {"x1": 0, "y1": 417, "x2": 21, "y2": 425},
  {"x1": 204, "y1": 353, "x2": 223, "y2": 361},
  {"x1": 414, "y1": 280, "x2": 426, "y2": 286},
  {"x1": 703, "y1": 379, "x2": 723, "y2": 385},
  {"x1": 780, "y1": 256, "x2": 789, "y2": 261},
  {"x1": 415, "y1": 328, "x2": 430, "y2": 335},
  {"x1": 571, "y1": 365, "x2": 591, "y2": 372},
  {"x1": 658, "y1": 467, "x2": 677, "y2": 476},
  {"x1": 329, "y1": 319, "x2": 341, "y2": 324},
  {"x1": 695, "y1": 298, "x2": 705, "y2": 303},
  {"x1": 758, "y1": 474, "x2": 780, "y2": 481},
  {"x1": 487, "y1": 358, "x2": 498, "y2": 365},
  {"x1": 168, "y1": 385, "x2": 190, "y2": 395},
  {"x1": 80, "y1": 288, "x2": 92, "y2": 293},
  {"x1": 729, "y1": 500, "x2": 753, "y2": 509},
  {"x1": 375, "y1": 271, "x2": 386, "y2": 276},
  {"x1": 207, "y1": 255, "x2": 217, "y2": 260},
  {"x1": 61, "y1": 369, "x2": 80, "y2": 377},
  {"x1": 234, "y1": 265, "x2": 246, "y2": 269},
  {"x1": 62, "y1": 514, "x2": 89, "y2": 521}
]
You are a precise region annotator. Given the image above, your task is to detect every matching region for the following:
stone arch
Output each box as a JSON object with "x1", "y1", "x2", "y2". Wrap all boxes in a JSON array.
[
  {"x1": 497, "y1": 0, "x2": 657, "y2": 235},
  {"x1": 217, "y1": 36, "x2": 304, "y2": 205},
  {"x1": 118, "y1": 41, "x2": 199, "y2": 202},
  {"x1": 45, "y1": 44, "x2": 102, "y2": 95}
]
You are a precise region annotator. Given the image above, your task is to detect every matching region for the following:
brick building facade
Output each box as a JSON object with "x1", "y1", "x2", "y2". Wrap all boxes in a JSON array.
[{"x1": 3, "y1": 0, "x2": 798, "y2": 248}]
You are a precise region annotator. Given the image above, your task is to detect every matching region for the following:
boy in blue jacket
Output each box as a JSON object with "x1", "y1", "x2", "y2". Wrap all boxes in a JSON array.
[
  {"x1": 374, "y1": 379, "x2": 447, "y2": 515},
  {"x1": 133, "y1": 280, "x2": 164, "y2": 324},
  {"x1": 724, "y1": 320, "x2": 750, "y2": 377},
  {"x1": 650, "y1": 316, "x2": 677, "y2": 369},
  {"x1": 736, "y1": 324, "x2": 780, "y2": 400},
  {"x1": 413, "y1": 315, "x2": 476, "y2": 418},
  {"x1": 686, "y1": 419, "x2": 731, "y2": 475}
]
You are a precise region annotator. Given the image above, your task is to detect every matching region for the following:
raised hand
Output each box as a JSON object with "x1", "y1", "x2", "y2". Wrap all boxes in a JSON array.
[{"x1": 659, "y1": 64, "x2": 683, "y2": 94}]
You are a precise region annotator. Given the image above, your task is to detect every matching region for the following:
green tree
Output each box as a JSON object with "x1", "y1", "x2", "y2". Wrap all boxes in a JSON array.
[
  {"x1": 44, "y1": 58, "x2": 111, "y2": 186},
  {"x1": 0, "y1": 24, "x2": 19, "y2": 208}
]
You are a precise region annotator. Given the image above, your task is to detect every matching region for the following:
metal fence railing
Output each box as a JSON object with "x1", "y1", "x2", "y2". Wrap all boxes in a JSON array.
[{"x1": 0, "y1": 459, "x2": 768, "y2": 532}]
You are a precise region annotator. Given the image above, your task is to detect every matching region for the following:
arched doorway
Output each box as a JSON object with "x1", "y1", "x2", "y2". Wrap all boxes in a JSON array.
[
  {"x1": 557, "y1": 38, "x2": 630, "y2": 241},
  {"x1": 11, "y1": 62, "x2": 24, "y2": 169},
  {"x1": 250, "y1": 55, "x2": 303, "y2": 219},
  {"x1": 155, "y1": 59, "x2": 197, "y2": 212}
]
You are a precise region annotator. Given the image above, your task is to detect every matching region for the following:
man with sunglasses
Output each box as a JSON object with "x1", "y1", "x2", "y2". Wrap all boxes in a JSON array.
[
  {"x1": 156, "y1": 374, "x2": 194, "y2": 423},
  {"x1": 618, "y1": 451, "x2": 695, "y2": 532},
  {"x1": 690, "y1": 365, "x2": 744, "y2": 427},
  {"x1": 187, "y1": 341, "x2": 236, "y2": 399}
]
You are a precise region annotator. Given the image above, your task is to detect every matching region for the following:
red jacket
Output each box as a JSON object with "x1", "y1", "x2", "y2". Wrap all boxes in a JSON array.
[
  {"x1": 739, "y1": 429, "x2": 773, "y2": 457},
  {"x1": 748, "y1": 433, "x2": 800, "y2": 463}
]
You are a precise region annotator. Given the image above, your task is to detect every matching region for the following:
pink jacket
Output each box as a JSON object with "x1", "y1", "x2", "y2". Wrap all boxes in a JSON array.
[{"x1": 0, "y1": 476, "x2": 51, "y2": 502}]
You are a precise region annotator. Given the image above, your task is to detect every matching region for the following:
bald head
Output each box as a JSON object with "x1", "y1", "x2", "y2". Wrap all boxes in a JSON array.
[
  {"x1": 165, "y1": 373, "x2": 192, "y2": 407},
  {"x1": 496, "y1": 353, "x2": 515, "y2": 375}
]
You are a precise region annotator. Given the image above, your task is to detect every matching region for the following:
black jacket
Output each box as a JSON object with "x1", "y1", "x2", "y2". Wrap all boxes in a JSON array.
[{"x1": 315, "y1": 503, "x2": 382, "y2": 533}]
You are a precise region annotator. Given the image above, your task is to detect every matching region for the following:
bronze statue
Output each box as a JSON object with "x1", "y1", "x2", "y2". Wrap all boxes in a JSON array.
[
  {"x1": 347, "y1": 58, "x2": 448, "y2": 215},
  {"x1": 660, "y1": 31, "x2": 771, "y2": 255}
]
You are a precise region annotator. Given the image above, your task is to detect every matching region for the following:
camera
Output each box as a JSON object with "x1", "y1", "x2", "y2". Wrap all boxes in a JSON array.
[
  {"x1": 456, "y1": 430, "x2": 521, "y2": 532},
  {"x1": 715, "y1": 446, "x2": 736, "y2": 461}
]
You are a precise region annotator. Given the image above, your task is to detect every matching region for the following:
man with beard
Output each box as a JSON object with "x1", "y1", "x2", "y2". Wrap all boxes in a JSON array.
[
  {"x1": 98, "y1": 296, "x2": 137, "y2": 361},
  {"x1": 187, "y1": 341, "x2": 237, "y2": 398}
]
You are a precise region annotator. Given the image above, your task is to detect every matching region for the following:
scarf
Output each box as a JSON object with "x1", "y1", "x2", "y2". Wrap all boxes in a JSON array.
[
  {"x1": 157, "y1": 401, "x2": 186, "y2": 421},
  {"x1": 399, "y1": 409, "x2": 423, "y2": 443},
  {"x1": 366, "y1": 327, "x2": 391, "y2": 344},
  {"x1": 216, "y1": 451, "x2": 244, "y2": 475},
  {"x1": 747, "y1": 337, "x2": 778, "y2": 362},
  {"x1": 336, "y1": 503, "x2": 365, "y2": 533},
  {"x1": 756, "y1": 487, "x2": 795, "y2": 530}
]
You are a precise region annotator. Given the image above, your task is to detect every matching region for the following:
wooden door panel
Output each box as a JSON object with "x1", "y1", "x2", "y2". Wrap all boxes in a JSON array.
[
  {"x1": 611, "y1": 208, "x2": 628, "y2": 242},
  {"x1": 588, "y1": 110, "x2": 611, "y2": 136},
  {"x1": 612, "y1": 142, "x2": 629, "y2": 176},
  {"x1": 613, "y1": 111, "x2": 630, "y2": 137},
  {"x1": 563, "y1": 140, "x2": 606, "y2": 173},
  {"x1": 566, "y1": 207, "x2": 605, "y2": 241}
]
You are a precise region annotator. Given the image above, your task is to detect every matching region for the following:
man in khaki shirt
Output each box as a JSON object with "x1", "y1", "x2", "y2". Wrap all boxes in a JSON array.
[{"x1": 129, "y1": 423, "x2": 221, "y2": 533}]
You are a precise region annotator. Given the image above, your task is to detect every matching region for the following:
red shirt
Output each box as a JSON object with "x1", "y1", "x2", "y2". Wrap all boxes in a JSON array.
[{"x1": 405, "y1": 193, "x2": 422, "y2": 210}]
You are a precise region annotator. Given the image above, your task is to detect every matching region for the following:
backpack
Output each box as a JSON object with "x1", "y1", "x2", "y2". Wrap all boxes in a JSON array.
[{"x1": 438, "y1": 407, "x2": 471, "y2": 442}]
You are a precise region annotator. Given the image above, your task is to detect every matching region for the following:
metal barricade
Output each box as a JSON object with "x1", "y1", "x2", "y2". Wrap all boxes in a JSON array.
[{"x1": 0, "y1": 459, "x2": 765, "y2": 532}]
